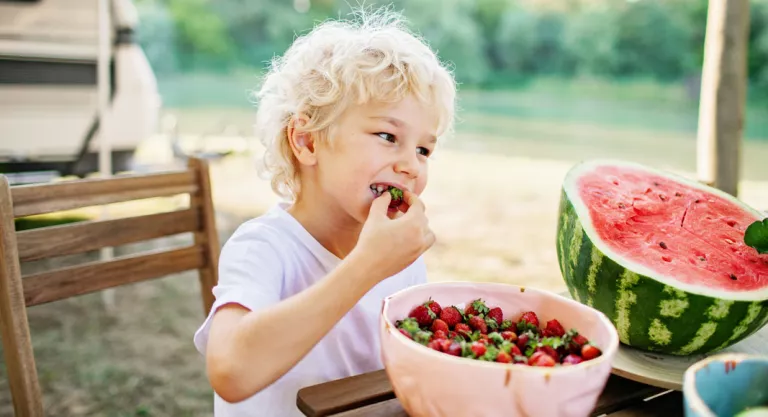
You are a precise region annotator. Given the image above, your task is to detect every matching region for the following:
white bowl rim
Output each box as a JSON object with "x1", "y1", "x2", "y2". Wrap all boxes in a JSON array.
[
  {"x1": 682, "y1": 353, "x2": 768, "y2": 417},
  {"x1": 381, "y1": 282, "x2": 620, "y2": 373}
]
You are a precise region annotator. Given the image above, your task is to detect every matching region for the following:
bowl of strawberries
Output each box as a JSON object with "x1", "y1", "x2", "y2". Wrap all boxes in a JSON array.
[{"x1": 379, "y1": 282, "x2": 620, "y2": 417}]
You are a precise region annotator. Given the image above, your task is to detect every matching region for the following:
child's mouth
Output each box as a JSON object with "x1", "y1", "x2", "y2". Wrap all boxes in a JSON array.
[{"x1": 370, "y1": 184, "x2": 404, "y2": 207}]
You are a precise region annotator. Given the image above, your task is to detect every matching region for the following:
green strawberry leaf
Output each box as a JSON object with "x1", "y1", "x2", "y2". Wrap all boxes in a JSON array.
[
  {"x1": 745, "y1": 218, "x2": 768, "y2": 254},
  {"x1": 500, "y1": 319, "x2": 513, "y2": 331},
  {"x1": 517, "y1": 320, "x2": 539, "y2": 334},
  {"x1": 485, "y1": 317, "x2": 499, "y2": 331},
  {"x1": 480, "y1": 345, "x2": 499, "y2": 362}
]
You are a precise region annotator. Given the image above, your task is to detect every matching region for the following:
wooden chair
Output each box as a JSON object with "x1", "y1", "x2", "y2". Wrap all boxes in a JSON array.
[{"x1": 0, "y1": 158, "x2": 220, "y2": 416}]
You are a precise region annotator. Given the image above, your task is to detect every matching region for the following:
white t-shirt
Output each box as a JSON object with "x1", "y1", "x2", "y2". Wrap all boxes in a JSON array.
[{"x1": 193, "y1": 202, "x2": 427, "y2": 417}]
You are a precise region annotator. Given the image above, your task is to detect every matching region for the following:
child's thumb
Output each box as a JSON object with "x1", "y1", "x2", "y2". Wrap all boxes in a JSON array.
[{"x1": 368, "y1": 193, "x2": 392, "y2": 217}]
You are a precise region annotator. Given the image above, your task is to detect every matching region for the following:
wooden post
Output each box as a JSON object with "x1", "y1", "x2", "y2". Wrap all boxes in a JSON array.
[{"x1": 696, "y1": 0, "x2": 750, "y2": 197}]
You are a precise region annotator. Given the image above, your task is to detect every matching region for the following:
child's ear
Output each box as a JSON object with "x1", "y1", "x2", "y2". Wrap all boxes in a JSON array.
[{"x1": 287, "y1": 113, "x2": 317, "y2": 166}]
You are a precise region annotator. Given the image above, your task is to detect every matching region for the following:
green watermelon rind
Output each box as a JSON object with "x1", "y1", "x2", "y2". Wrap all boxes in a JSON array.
[{"x1": 557, "y1": 159, "x2": 768, "y2": 356}]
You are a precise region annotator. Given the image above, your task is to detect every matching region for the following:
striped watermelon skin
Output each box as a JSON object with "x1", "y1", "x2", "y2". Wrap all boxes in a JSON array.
[{"x1": 556, "y1": 188, "x2": 768, "y2": 356}]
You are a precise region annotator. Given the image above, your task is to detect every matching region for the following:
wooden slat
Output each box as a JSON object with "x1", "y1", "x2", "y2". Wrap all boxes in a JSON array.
[
  {"x1": 297, "y1": 370, "x2": 670, "y2": 417},
  {"x1": 17, "y1": 208, "x2": 201, "y2": 262},
  {"x1": 297, "y1": 369, "x2": 395, "y2": 417},
  {"x1": 22, "y1": 245, "x2": 205, "y2": 306},
  {"x1": 188, "y1": 158, "x2": 219, "y2": 316},
  {"x1": 12, "y1": 170, "x2": 197, "y2": 217},
  {"x1": 0, "y1": 176, "x2": 44, "y2": 416},
  {"x1": 606, "y1": 391, "x2": 684, "y2": 416}
]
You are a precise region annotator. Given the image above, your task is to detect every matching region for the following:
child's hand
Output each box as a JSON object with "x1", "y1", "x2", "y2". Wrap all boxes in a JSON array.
[{"x1": 353, "y1": 190, "x2": 435, "y2": 282}]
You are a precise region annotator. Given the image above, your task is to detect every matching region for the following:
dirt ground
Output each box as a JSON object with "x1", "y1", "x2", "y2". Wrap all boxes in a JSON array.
[{"x1": 1, "y1": 134, "x2": 766, "y2": 416}]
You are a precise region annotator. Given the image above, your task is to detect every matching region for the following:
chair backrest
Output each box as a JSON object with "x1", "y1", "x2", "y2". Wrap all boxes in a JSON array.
[{"x1": 0, "y1": 157, "x2": 220, "y2": 417}]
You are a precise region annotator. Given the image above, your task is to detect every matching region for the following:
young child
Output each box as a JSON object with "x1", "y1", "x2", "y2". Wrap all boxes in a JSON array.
[{"x1": 192, "y1": 7, "x2": 456, "y2": 416}]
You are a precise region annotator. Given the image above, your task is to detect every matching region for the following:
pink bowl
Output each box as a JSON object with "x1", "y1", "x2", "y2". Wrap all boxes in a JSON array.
[{"x1": 380, "y1": 282, "x2": 620, "y2": 417}]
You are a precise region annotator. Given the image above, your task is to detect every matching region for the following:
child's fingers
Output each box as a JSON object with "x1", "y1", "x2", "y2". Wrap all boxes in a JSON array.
[
  {"x1": 369, "y1": 193, "x2": 392, "y2": 217},
  {"x1": 401, "y1": 190, "x2": 425, "y2": 215}
]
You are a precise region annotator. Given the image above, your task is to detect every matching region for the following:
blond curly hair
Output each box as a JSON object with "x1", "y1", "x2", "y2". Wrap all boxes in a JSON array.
[{"x1": 252, "y1": 7, "x2": 457, "y2": 200}]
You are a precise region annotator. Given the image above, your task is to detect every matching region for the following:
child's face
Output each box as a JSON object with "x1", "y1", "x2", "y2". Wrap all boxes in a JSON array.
[{"x1": 314, "y1": 94, "x2": 440, "y2": 224}]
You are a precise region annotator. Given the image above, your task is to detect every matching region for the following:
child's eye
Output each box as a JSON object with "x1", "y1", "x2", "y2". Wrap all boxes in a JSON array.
[
  {"x1": 417, "y1": 147, "x2": 431, "y2": 156},
  {"x1": 376, "y1": 132, "x2": 395, "y2": 142}
]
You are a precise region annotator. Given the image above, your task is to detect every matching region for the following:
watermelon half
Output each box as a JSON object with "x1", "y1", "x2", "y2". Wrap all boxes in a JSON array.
[{"x1": 556, "y1": 159, "x2": 768, "y2": 356}]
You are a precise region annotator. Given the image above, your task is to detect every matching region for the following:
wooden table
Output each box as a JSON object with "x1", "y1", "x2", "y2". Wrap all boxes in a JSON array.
[{"x1": 296, "y1": 369, "x2": 684, "y2": 416}]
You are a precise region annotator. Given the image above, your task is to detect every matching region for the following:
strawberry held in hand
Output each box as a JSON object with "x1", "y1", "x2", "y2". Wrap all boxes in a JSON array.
[{"x1": 395, "y1": 297, "x2": 603, "y2": 368}]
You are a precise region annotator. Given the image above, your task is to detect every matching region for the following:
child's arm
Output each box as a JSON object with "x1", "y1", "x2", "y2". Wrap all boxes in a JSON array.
[{"x1": 205, "y1": 191, "x2": 434, "y2": 403}]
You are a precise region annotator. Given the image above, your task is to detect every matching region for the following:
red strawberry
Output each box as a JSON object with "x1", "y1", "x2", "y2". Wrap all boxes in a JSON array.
[
  {"x1": 455, "y1": 323, "x2": 472, "y2": 337},
  {"x1": 508, "y1": 343, "x2": 522, "y2": 356},
  {"x1": 424, "y1": 299, "x2": 442, "y2": 317},
  {"x1": 433, "y1": 330, "x2": 447, "y2": 340},
  {"x1": 431, "y1": 319, "x2": 449, "y2": 334},
  {"x1": 529, "y1": 351, "x2": 556, "y2": 367},
  {"x1": 487, "y1": 307, "x2": 504, "y2": 326},
  {"x1": 573, "y1": 334, "x2": 589, "y2": 347},
  {"x1": 440, "y1": 339, "x2": 453, "y2": 352},
  {"x1": 448, "y1": 331, "x2": 459, "y2": 340},
  {"x1": 465, "y1": 299, "x2": 489, "y2": 318},
  {"x1": 479, "y1": 334, "x2": 490, "y2": 345},
  {"x1": 496, "y1": 351, "x2": 512, "y2": 363},
  {"x1": 398, "y1": 329, "x2": 412, "y2": 339},
  {"x1": 562, "y1": 354, "x2": 583, "y2": 366},
  {"x1": 427, "y1": 339, "x2": 443, "y2": 351},
  {"x1": 543, "y1": 319, "x2": 565, "y2": 337},
  {"x1": 536, "y1": 346, "x2": 560, "y2": 362},
  {"x1": 519, "y1": 311, "x2": 539, "y2": 328},
  {"x1": 516, "y1": 333, "x2": 530, "y2": 349},
  {"x1": 501, "y1": 331, "x2": 517, "y2": 342},
  {"x1": 468, "y1": 315, "x2": 488, "y2": 334},
  {"x1": 470, "y1": 341, "x2": 487, "y2": 357},
  {"x1": 582, "y1": 344, "x2": 601, "y2": 360},
  {"x1": 439, "y1": 306, "x2": 462, "y2": 329},
  {"x1": 442, "y1": 340, "x2": 461, "y2": 356},
  {"x1": 408, "y1": 305, "x2": 436, "y2": 327}
]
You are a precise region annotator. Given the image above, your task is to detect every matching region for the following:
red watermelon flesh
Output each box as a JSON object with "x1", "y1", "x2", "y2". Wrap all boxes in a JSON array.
[{"x1": 577, "y1": 165, "x2": 768, "y2": 293}]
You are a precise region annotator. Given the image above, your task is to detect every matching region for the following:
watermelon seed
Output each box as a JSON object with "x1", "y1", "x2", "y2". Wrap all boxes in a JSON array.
[
  {"x1": 729, "y1": 274, "x2": 737, "y2": 281},
  {"x1": 662, "y1": 256, "x2": 672, "y2": 262},
  {"x1": 695, "y1": 199, "x2": 701, "y2": 203},
  {"x1": 699, "y1": 256, "x2": 706, "y2": 262},
  {"x1": 653, "y1": 181, "x2": 660, "y2": 186},
  {"x1": 675, "y1": 192, "x2": 682, "y2": 197},
  {"x1": 726, "y1": 220, "x2": 736, "y2": 227},
  {"x1": 724, "y1": 238, "x2": 735, "y2": 245},
  {"x1": 659, "y1": 194, "x2": 667, "y2": 202},
  {"x1": 618, "y1": 203, "x2": 626, "y2": 209},
  {"x1": 659, "y1": 242, "x2": 668, "y2": 249}
]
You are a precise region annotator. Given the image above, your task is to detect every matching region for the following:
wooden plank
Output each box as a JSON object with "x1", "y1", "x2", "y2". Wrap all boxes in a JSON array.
[
  {"x1": 17, "y1": 208, "x2": 201, "y2": 262},
  {"x1": 11, "y1": 170, "x2": 197, "y2": 217},
  {"x1": 605, "y1": 390, "x2": 684, "y2": 416},
  {"x1": 695, "y1": 0, "x2": 750, "y2": 196},
  {"x1": 296, "y1": 370, "x2": 667, "y2": 417},
  {"x1": 188, "y1": 158, "x2": 219, "y2": 316},
  {"x1": 22, "y1": 245, "x2": 205, "y2": 306},
  {"x1": 0, "y1": 176, "x2": 44, "y2": 416},
  {"x1": 296, "y1": 370, "x2": 395, "y2": 417}
]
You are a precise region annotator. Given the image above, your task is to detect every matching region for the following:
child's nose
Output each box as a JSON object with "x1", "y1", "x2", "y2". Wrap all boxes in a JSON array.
[{"x1": 393, "y1": 151, "x2": 420, "y2": 178}]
